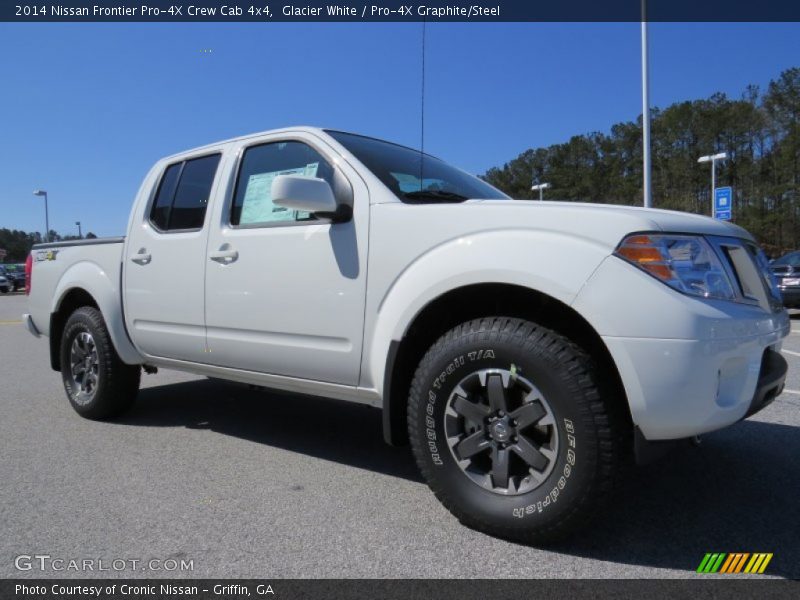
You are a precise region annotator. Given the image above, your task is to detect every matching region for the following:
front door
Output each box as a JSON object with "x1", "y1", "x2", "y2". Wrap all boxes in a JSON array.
[{"x1": 204, "y1": 133, "x2": 368, "y2": 385}]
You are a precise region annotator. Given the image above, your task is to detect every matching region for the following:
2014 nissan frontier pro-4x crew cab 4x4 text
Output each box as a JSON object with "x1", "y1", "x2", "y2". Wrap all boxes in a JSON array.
[{"x1": 24, "y1": 127, "x2": 789, "y2": 542}]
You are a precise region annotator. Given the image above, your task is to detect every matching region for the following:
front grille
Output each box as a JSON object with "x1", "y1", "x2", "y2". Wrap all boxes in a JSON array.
[
  {"x1": 771, "y1": 265, "x2": 793, "y2": 276},
  {"x1": 711, "y1": 237, "x2": 783, "y2": 311}
]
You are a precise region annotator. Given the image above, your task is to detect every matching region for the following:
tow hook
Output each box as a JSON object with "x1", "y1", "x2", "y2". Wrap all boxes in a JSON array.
[{"x1": 691, "y1": 435, "x2": 702, "y2": 447}]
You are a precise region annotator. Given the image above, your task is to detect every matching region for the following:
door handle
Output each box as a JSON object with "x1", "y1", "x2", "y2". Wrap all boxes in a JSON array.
[
  {"x1": 130, "y1": 249, "x2": 151, "y2": 265},
  {"x1": 209, "y1": 247, "x2": 239, "y2": 264}
]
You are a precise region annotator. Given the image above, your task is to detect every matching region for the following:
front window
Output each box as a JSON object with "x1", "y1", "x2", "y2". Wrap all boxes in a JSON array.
[
  {"x1": 230, "y1": 140, "x2": 336, "y2": 227},
  {"x1": 327, "y1": 130, "x2": 508, "y2": 203}
]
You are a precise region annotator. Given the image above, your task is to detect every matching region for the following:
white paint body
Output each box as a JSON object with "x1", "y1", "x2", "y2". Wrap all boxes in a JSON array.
[{"x1": 25, "y1": 127, "x2": 790, "y2": 441}]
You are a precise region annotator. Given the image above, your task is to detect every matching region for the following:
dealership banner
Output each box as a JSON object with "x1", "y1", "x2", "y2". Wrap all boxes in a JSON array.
[
  {"x1": 3, "y1": 579, "x2": 800, "y2": 599},
  {"x1": 3, "y1": 0, "x2": 800, "y2": 22}
]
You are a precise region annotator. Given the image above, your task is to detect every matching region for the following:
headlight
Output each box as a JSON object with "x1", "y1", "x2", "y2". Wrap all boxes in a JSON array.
[{"x1": 614, "y1": 234, "x2": 736, "y2": 300}]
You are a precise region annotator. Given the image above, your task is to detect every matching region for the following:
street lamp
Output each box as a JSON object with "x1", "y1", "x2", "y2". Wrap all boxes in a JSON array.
[
  {"x1": 697, "y1": 152, "x2": 728, "y2": 212},
  {"x1": 33, "y1": 189, "x2": 49, "y2": 243},
  {"x1": 531, "y1": 182, "x2": 551, "y2": 201},
  {"x1": 641, "y1": 0, "x2": 652, "y2": 208},
  {"x1": 76, "y1": 221, "x2": 82, "y2": 238}
]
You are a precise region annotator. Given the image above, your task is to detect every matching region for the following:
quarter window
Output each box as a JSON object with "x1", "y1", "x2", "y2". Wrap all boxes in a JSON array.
[
  {"x1": 149, "y1": 154, "x2": 221, "y2": 231},
  {"x1": 231, "y1": 141, "x2": 335, "y2": 226}
]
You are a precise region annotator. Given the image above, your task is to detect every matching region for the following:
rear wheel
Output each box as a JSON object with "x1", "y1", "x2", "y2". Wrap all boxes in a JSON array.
[
  {"x1": 60, "y1": 306, "x2": 140, "y2": 419},
  {"x1": 407, "y1": 317, "x2": 623, "y2": 543}
]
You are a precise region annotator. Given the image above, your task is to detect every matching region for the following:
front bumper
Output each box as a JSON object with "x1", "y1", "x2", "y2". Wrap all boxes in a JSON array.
[
  {"x1": 572, "y1": 255, "x2": 791, "y2": 441},
  {"x1": 603, "y1": 330, "x2": 787, "y2": 440}
]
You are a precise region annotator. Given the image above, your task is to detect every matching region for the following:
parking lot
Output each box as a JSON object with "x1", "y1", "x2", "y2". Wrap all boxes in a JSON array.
[{"x1": 1, "y1": 291, "x2": 798, "y2": 579}]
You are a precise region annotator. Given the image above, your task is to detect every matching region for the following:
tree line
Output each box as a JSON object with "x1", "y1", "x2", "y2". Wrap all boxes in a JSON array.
[
  {"x1": 483, "y1": 67, "x2": 800, "y2": 256},
  {"x1": 0, "y1": 228, "x2": 96, "y2": 263}
]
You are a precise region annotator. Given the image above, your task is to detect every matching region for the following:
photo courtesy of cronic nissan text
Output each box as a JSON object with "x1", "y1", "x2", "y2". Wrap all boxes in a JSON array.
[{"x1": 1, "y1": 1, "x2": 799, "y2": 598}]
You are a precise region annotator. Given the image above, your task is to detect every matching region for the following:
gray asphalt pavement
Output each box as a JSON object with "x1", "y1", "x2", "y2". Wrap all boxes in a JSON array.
[{"x1": 1, "y1": 292, "x2": 798, "y2": 579}]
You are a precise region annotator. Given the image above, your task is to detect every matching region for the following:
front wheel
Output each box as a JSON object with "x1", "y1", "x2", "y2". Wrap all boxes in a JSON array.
[
  {"x1": 407, "y1": 317, "x2": 623, "y2": 543},
  {"x1": 60, "y1": 306, "x2": 141, "y2": 419}
]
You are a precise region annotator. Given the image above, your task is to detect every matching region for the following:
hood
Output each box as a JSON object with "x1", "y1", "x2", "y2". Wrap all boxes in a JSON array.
[{"x1": 464, "y1": 200, "x2": 754, "y2": 247}]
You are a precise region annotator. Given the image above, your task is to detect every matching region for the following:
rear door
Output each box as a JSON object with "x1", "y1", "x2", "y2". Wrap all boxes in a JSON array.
[{"x1": 124, "y1": 151, "x2": 226, "y2": 362}]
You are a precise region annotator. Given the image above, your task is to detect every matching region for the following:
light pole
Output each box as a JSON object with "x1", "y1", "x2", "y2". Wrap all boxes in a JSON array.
[
  {"x1": 531, "y1": 182, "x2": 551, "y2": 201},
  {"x1": 33, "y1": 190, "x2": 49, "y2": 242},
  {"x1": 641, "y1": 0, "x2": 652, "y2": 208},
  {"x1": 76, "y1": 221, "x2": 82, "y2": 238},
  {"x1": 698, "y1": 152, "x2": 728, "y2": 214}
]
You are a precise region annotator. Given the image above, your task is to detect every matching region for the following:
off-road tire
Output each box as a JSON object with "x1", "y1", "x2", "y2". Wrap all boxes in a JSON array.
[
  {"x1": 407, "y1": 317, "x2": 623, "y2": 543},
  {"x1": 60, "y1": 306, "x2": 140, "y2": 419}
]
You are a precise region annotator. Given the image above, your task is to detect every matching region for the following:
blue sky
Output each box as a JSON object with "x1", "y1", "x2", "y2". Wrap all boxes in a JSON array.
[{"x1": 0, "y1": 22, "x2": 798, "y2": 237}]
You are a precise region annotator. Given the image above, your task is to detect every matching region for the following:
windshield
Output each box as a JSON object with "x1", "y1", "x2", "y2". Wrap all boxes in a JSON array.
[
  {"x1": 326, "y1": 130, "x2": 509, "y2": 203},
  {"x1": 773, "y1": 252, "x2": 800, "y2": 267}
]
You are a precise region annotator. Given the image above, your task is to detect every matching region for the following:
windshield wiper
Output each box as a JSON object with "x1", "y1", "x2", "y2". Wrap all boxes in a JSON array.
[{"x1": 403, "y1": 190, "x2": 469, "y2": 202}]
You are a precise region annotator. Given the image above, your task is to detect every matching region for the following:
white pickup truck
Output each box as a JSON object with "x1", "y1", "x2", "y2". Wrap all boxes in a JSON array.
[{"x1": 24, "y1": 127, "x2": 789, "y2": 542}]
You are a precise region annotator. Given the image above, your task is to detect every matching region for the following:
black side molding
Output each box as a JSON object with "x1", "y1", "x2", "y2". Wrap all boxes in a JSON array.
[
  {"x1": 745, "y1": 349, "x2": 787, "y2": 418},
  {"x1": 382, "y1": 340, "x2": 406, "y2": 446}
]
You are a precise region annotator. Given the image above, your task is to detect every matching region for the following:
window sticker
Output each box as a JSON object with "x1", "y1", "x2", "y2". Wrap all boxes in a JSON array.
[{"x1": 240, "y1": 162, "x2": 320, "y2": 224}]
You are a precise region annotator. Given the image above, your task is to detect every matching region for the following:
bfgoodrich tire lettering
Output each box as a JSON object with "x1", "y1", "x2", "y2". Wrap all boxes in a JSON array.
[
  {"x1": 407, "y1": 317, "x2": 622, "y2": 543},
  {"x1": 60, "y1": 306, "x2": 141, "y2": 419}
]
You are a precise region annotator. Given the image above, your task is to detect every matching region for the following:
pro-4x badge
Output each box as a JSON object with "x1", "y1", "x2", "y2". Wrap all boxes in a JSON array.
[{"x1": 34, "y1": 249, "x2": 59, "y2": 262}]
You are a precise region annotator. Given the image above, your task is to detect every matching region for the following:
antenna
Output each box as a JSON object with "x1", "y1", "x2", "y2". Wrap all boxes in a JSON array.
[{"x1": 419, "y1": 19, "x2": 426, "y2": 190}]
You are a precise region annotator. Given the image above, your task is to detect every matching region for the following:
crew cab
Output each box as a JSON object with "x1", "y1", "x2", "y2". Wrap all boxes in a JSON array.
[{"x1": 24, "y1": 127, "x2": 789, "y2": 542}]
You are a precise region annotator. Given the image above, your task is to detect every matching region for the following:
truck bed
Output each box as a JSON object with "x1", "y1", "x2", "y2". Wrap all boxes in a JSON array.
[{"x1": 27, "y1": 237, "x2": 127, "y2": 344}]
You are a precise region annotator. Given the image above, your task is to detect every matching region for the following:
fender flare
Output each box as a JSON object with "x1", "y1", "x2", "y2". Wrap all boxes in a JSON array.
[
  {"x1": 362, "y1": 228, "x2": 611, "y2": 396},
  {"x1": 51, "y1": 261, "x2": 144, "y2": 365}
]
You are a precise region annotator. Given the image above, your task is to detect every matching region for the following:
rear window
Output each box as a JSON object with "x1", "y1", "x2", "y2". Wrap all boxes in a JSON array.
[{"x1": 149, "y1": 154, "x2": 221, "y2": 231}]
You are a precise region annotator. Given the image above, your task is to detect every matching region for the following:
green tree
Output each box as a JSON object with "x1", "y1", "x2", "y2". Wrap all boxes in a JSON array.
[{"x1": 483, "y1": 67, "x2": 800, "y2": 256}]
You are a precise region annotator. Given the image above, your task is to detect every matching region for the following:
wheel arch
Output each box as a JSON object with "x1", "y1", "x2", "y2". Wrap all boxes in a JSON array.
[
  {"x1": 381, "y1": 283, "x2": 632, "y2": 446},
  {"x1": 49, "y1": 271, "x2": 143, "y2": 371},
  {"x1": 49, "y1": 288, "x2": 98, "y2": 371}
]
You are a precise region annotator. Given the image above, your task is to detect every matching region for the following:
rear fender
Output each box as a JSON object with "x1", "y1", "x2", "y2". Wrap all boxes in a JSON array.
[{"x1": 52, "y1": 261, "x2": 143, "y2": 365}]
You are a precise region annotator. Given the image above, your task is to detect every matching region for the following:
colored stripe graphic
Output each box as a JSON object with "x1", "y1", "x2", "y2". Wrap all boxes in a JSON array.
[
  {"x1": 697, "y1": 553, "x2": 714, "y2": 573},
  {"x1": 699, "y1": 553, "x2": 727, "y2": 573},
  {"x1": 732, "y1": 553, "x2": 750, "y2": 573},
  {"x1": 719, "y1": 554, "x2": 736, "y2": 573},
  {"x1": 758, "y1": 554, "x2": 773, "y2": 573},
  {"x1": 722, "y1": 553, "x2": 738, "y2": 573},
  {"x1": 711, "y1": 553, "x2": 726, "y2": 573},
  {"x1": 745, "y1": 554, "x2": 760, "y2": 573},
  {"x1": 698, "y1": 553, "x2": 773, "y2": 574},
  {"x1": 745, "y1": 553, "x2": 774, "y2": 574}
]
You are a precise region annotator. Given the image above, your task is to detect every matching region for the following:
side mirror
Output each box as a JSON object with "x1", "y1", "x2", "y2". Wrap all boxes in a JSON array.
[{"x1": 271, "y1": 175, "x2": 338, "y2": 214}]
